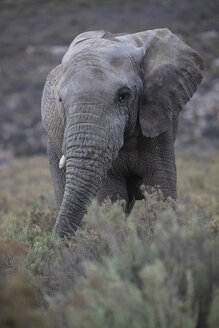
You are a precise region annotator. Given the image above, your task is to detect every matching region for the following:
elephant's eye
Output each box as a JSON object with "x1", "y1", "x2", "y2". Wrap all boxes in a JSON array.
[
  {"x1": 118, "y1": 87, "x2": 131, "y2": 104},
  {"x1": 59, "y1": 97, "x2": 62, "y2": 103}
]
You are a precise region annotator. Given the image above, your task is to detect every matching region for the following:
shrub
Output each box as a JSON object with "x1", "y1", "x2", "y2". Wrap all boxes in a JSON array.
[
  {"x1": 0, "y1": 152, "x2": 218, "y2": 327},
  {"x1": 0, "y1": 272, "x2": 50, "y2": 328},
  {"x1": 47, "y1": 194, "x2": 219, "y2": 328}
]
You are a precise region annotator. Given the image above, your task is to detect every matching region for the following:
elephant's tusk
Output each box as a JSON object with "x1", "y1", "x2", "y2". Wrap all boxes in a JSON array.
[{"x1": 59, "y1": 155, "x2": 66, "y2": 169}]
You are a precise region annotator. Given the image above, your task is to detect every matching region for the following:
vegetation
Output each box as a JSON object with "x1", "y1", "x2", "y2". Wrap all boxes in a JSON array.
[{"x1": 0, "y1": 149, "x2": 218, "y2": 327}]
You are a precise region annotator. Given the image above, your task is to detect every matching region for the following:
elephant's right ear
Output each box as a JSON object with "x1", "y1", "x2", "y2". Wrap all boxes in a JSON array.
[{"x1": 117, "y1": 29, "x2": 203, "y2": 138}]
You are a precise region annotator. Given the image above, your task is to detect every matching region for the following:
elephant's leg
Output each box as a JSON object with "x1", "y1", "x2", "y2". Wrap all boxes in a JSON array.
[
  {"x1": 47, "y1": 138, "x2": 65, "y2": 207},
  {"x1": 126, "y1": 175, "x2": 144, "y2": 213},
  {"x1": 97, "y1": 172, "x2": 133, "y2": 214}
]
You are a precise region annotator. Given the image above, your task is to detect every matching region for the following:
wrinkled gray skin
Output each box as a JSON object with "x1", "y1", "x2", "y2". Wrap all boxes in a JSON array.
[{"x1": 41, "y1": 29, "x2": 203, "y2": 237}]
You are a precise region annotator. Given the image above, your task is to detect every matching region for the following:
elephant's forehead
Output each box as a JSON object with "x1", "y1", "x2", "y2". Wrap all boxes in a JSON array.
[
  {"x1": 62, "y1": 39, "x2": 134, "y2": 71},
  {"x1": 58, "y1": 39, "x2": 141, "y2": 101},
  {"x1": 60, "y1": 43, "x2": 137, "y2": 89},
  {"x1": 59, "y1": 58, "x2": 133, "y2": 100}
]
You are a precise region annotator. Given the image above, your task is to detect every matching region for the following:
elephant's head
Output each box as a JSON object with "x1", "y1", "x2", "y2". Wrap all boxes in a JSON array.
[{"x1": 54, "y1": 29, "x2": 203, "y2": 237}]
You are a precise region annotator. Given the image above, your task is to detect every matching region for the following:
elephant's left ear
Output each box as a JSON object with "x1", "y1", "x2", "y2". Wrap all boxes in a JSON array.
[{"x1": 117, "y1": 29, "x2": 204, "y2": 137}]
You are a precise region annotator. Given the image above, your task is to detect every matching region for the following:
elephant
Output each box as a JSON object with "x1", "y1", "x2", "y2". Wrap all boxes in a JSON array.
[{"x1": 41, "y1": 29, "x2": 203, "y2": 237}]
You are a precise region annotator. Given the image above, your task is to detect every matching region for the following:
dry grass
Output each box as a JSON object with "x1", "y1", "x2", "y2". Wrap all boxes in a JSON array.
[{"x1": 0, "y1": 149, "x2": 218, "y2": 327}]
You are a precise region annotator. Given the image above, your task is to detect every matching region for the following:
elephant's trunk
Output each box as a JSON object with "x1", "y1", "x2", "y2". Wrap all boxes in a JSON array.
[{"x1": 55, "y1": 104, "x2": 123, "y2": 237}]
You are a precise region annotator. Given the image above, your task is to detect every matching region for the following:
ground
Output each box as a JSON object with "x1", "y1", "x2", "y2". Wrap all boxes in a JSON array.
[
  {"x1": 0, "y1": 150, "x2": 218, "y2": 232},
  {"x1": 0, "y1": 0, "x2": 219, "y2": 158}
]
